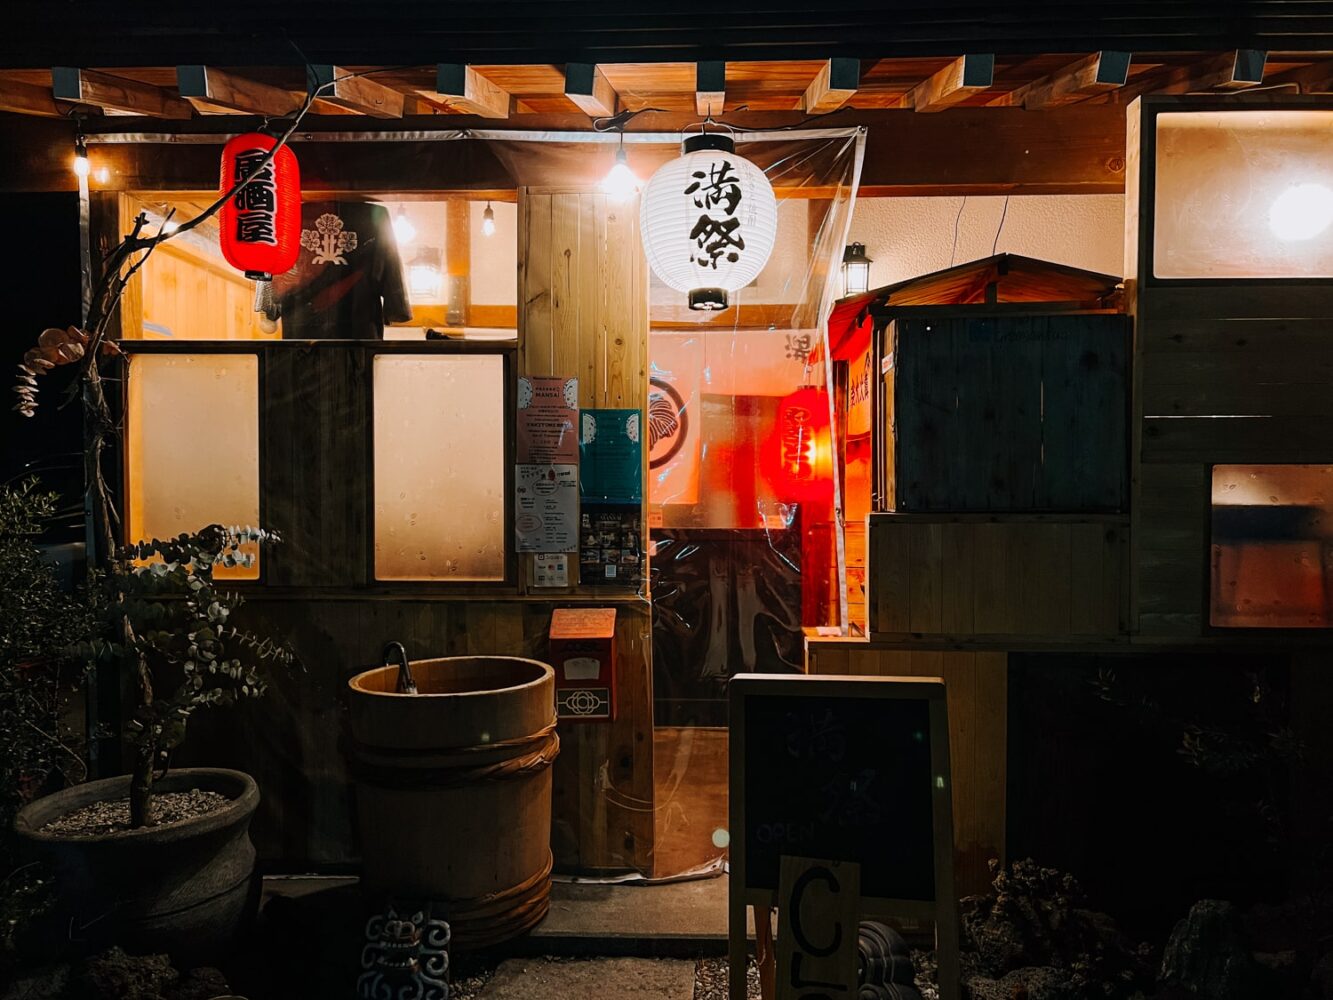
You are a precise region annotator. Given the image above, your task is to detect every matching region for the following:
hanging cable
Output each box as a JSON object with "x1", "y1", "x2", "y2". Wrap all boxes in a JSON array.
[
  {"x1": 950, "y1": 196, "x2": 967, "y2": 267},
  {"x1": 992, "y1": 194, "x2": 1011, "y2": 256}
]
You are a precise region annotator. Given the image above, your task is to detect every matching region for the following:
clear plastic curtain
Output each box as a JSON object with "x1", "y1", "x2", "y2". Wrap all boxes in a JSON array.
[{"x1": 97, "y1": 126, "x2": 862, "y2": 880}]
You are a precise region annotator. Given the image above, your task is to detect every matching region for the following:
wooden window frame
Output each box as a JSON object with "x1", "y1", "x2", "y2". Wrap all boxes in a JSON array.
[
  {"x1": 1204, "y1": 461, "x2": 1333, "y2": 634},
  {"x1": 120, "y1": 339, "x2": 518, "y2": 595},
  {"x1": 1133, "y1": 95, "x2": 1333, "y2": 291}
]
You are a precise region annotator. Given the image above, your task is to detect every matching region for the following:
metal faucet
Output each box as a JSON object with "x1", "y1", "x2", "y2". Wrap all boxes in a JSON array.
[{"x1": 384, "y1": 641, "x2": 417, "y2": 695}]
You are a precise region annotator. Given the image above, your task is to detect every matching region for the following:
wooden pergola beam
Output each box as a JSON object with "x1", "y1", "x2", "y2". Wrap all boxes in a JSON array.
[
  {"x1": 0, "y1": 75, "x2": 62, "y2": 117},
  {"x1": 309, "y1": 64, "x2": 405, "y2": 118},
  {"x1": 1127, "y1": 49, "x2": 1267, "y2": 99},
  {"x1": 1001, "y1": 51, "x2": 1132, "y2": 110},
  {"x1": 802, "y1": 58, "x2": 859, "y2": 113},
  {"x1": 433, "y1": 64, "x2": 509, "y2": 119},
  {"x1": 696, "y1": 61, "x2": 725, "y2": 116},
  {"x1": 51, "y1": 67, "x2": 193, "y2": 118},
  {"x1": 564, "y1": 63, "x2": 618, "y2": 117},
  {"x1": 1275, "y1": 58, "x2": 1333, "y2": 93},
  {"x1": 906, "y1": 54, "x2": 994, "y2": 112},
  {"x1": 176, "y1": 66, "x2": 301, "y2": 117}
]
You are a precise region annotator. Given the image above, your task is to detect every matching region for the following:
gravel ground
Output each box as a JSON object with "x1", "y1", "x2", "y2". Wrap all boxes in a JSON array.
[
  {"x1": 693, "y1": 954, "x2": 938, "y2": 1000},
  {"x1": 41, "y1": 789, "x2": 230, "y2": 836},
  {"x1": 693, "y1": 957, "x2": 760, "y2": 1000},
  {"x1": 447, "y1": 952, "x2": 502, "y2": 1000}
]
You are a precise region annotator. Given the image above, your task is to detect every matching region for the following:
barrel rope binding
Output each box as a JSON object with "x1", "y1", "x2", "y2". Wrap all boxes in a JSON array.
[
  {"x1": 344, "y1": 720, "x2": 561, "y2": 789},
  {"x1": 437, "y1": 850, "x2": 555, "y2": 951}
]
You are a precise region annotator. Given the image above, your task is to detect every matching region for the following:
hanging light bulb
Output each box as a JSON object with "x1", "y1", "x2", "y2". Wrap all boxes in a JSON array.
[
  {"x1": 393, "y1": 207, "x2": 417, "y2": 246},
  {"x1": 72, "y1": 135, "x2": 90, "y2": 178},
  {"x1": 602, "y1": 136, "x2": 640, "y2": 202},
  {"x1": 482, "y1": 201, "x2": 496, "y2": 237}
]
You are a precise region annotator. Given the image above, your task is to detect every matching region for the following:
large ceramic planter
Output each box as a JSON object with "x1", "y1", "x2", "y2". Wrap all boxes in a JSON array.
[{"x1": 13, "y1": 767, "x2": 260, "y2": 964}]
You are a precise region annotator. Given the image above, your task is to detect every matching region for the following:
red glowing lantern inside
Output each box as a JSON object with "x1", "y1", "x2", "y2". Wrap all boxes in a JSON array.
[
  {"x1": 218, "y1": 133, "x2": 301, "y2": 281},
  {"x1": 767, "y1": 385, "x2": 833, "y2": 503}
]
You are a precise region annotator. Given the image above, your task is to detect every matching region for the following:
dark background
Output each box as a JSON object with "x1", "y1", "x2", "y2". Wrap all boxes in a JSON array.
[{"x1": 1, "y1": 193, "x2": 83, "y2": 492}]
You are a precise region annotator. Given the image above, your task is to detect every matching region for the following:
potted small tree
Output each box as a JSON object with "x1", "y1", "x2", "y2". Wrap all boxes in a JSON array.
[{"x1": 13, "y1": 524, "x2": 293, "y2": 962}]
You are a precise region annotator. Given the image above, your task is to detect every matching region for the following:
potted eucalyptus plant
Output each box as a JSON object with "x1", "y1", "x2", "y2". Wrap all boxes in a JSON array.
[{"x1": 13, "y1": 524, "x2": 293, "y2": 962}]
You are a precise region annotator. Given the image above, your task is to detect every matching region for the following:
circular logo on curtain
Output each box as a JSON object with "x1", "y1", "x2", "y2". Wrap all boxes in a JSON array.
[{"x1": 648, "y1": 376, "x2": 688, "y2": 469}]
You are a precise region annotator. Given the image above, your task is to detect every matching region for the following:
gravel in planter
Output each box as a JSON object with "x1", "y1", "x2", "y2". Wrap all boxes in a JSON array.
[{"x1": 41, "y1": 789, "x2": 230, "y2": 836}]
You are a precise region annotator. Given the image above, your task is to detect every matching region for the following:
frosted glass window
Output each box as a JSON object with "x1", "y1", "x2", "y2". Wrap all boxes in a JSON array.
[
  {"x1": 126, "y1": 354, "x2": 260, "y2": 580},
  {"x1": 1155, "y1": 110, "x2": 1333, "y2": 278},
  {"x1": 1212, "y1": 465, "x2": 1333, "y2": 628},
  {"x1": 373, "y1": 354, "x2": 506, "y2": 581}
]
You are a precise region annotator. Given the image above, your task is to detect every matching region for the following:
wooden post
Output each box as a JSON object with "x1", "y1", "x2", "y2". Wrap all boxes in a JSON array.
[{"x1": 446, "y1": 198, "x2": 471, "y2": 327}]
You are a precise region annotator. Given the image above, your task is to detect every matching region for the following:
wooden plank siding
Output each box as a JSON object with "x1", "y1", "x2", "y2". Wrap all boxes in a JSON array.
[
  {"x1": 1125, "y1": 97, "x2": 1333, "y2": 640},
  {"x1": 517, "y1": 188, "x2": 655, "y2": 875},
  {"x1": 805, "y1": 642, "x2": 1007, "y2": 897},
  {"x1": 891, "y1": 314, "x2": 1129, "y2": 513},
  {"x1": 193, "y1": 597, "x2": 654, "y2": 871},
  {"x1": 867, "y1": 514, "x2": 1129, "y2": 640}
]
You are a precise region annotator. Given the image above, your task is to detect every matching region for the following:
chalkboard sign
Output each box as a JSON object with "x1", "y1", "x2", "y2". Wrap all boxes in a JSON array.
[
  {"x1": 727, "y1": 673, "x2": 960, "y2": 1000},
  {"x1": 742, "y1": 691, "x2": 934, "y2": 901}
]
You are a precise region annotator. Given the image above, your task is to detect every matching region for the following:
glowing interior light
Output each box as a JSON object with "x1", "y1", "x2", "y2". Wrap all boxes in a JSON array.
[
  {"x1": 1269, "y1": 182, "x2": 1333, "y2": 242},
  {"x1": 393, "y1": 208, "x2": 417, "y2": 246},
  {"x1": 72, "y1": 153, "x2": 90, "y2": 178},
  {"x1": 408, "y1": 247, "x2": 444, "y2": 300},
  {"x1": 482, "y1": 201, "x2": 496, "y2": 237},
  {"x1": 601, "y1": 146, "x2": 640, "y2": 202}
]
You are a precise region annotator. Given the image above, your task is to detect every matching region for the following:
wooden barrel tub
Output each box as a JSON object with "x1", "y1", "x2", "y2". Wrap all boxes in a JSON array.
[{"x1": 346, "y1": 656, "x2": 558, "y2": 950}]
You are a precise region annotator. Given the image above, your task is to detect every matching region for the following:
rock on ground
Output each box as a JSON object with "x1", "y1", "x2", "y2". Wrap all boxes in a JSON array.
[
  {"x1": 480, "y1": 956, "x2": 697, "y2": 999},
  {"x1": 1159, "y1": 899, "x2": 1263, "y2": 1000}
]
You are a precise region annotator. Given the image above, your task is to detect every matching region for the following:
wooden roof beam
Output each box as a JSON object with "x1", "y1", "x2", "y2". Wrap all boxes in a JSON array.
[
  {"x1": 433, "y1": 64, "x2": 509, "y2": 119},
  {"x1": 564, "y1": 63, "x2": 618, "y2": 118},
  {"x1": 0, "y1": 76, "x2": 62, "y2": 117},
  {"x1": 176, "y1": 65, "x2": 300, "y2": 117},
  {"x1": 696, "y1": 61, "x2": 725, "y2": 116},
  {"x1": 1130, "y1": 49, "x2": 1267, "y2": 98},
  {"x1": 1270, "y1": 58, "x2": 1333, "y2": 94},
  {"x1": 309, "y1": 64, "x2": 404, "y2": 118},
  {"x1": 52, "y1": 67, "x2": 192, "y2": 118},
  {"x1": 905, "y1": 54, "x2": 994, "y2": 112},
  {"x1": 1000, "y1": 51, "x2": 1132, "y2": 110},
  {"x1": 802, "y1": 57, "x2": 860, "y2": 113}
]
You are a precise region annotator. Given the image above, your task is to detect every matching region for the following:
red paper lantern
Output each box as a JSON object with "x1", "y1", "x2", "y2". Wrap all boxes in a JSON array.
[
  {"x1": 218, "y1": 132, "x2": 300, "y2": 280},
  {"x1": 768, "y1": 386, "x2": 833, "y2": 502}
]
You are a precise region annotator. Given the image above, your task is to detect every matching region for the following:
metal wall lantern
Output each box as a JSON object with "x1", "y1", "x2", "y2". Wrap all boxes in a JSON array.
[{"x1": 841, "y1": 242, "x2": 872, "y2": 297}]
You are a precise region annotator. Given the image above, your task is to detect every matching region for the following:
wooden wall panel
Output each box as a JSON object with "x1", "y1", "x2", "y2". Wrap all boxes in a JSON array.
[
  {"x1": 892, "y1": 314, "x2": 1129, "y2": 513},
  {"x1": 1126, "y1": 99, "x2": 1333, "y2": 638},
  {"x1": 517, "y1": 187, "x2": 655, "y2": 874},
  {"x1": 188, "y1": 597, "x2": 654, "y2": 872},
  {"x1": 805, "y1": 642, "x2": 1007, "y2": 896},
  {"x1": 868, "y1": 515, "x2": 1127, "y2": 639},
  {"x1": 263, "y1": 347, "x2": 369, "y2": 587}
]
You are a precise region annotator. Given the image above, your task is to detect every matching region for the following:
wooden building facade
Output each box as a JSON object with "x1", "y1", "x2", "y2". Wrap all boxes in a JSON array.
[
  {"x1": 817, "y1": 94, "x2": 1333, "y2": 898},
  {"x1": 3, "y1": 38, "x2": 1333, "y2": 899}
]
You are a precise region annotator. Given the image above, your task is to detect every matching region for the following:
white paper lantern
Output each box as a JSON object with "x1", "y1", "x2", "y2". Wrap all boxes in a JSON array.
[{"x1": 640, "y1": 134, "x2": 778, "y2": 311}]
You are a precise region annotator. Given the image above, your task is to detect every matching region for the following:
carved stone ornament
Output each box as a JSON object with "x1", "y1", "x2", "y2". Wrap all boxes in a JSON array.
[{"x1": 358, "y1": 904, "x2": 450, "y2": 1000}]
